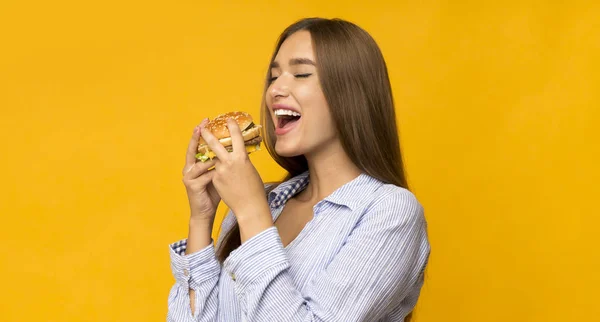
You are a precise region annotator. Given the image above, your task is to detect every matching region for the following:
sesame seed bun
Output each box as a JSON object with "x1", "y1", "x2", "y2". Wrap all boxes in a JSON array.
[{"x1": 196, "y1": 111, "x2": 263, "y2": 161}]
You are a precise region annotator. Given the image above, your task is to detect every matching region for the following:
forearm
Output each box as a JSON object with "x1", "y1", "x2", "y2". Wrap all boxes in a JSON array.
[
  {"x1": 185, "y1": 216, "x2": 214, "y2": 255},
  {"x1": 235, "y1": 203, "x2": 273, "y2": 244}
]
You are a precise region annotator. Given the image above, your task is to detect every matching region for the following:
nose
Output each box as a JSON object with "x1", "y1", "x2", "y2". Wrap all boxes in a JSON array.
[{"x1": 269, "y1": 76, "x2": 290, "y2": 100}]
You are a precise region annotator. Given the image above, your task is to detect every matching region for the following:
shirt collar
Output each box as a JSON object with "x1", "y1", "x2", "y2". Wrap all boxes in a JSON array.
[
  {"x1": 267, "y1": 171, "x2": 382, "y2": 211},
  {"x1": 322, "y1": 173, "x2": 381, "y2": 210},
  {"x1": 268, "y1": 171, "x2": 310, "y2": 209}
]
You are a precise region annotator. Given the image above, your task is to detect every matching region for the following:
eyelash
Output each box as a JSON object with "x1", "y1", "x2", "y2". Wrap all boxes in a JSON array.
[{"x1": 269, "y1": 73, "x2": 312, "y2": 83}]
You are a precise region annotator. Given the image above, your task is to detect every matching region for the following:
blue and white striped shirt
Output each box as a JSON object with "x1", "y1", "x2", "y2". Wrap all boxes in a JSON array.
[{"x1": 168, "y1": 171, "x2": 430, "y2": 321}]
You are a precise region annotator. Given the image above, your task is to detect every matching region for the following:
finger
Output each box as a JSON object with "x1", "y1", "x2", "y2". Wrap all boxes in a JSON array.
[
  {"x1": 196, "y1": 168, "x2": 216, "y2": 185},
  {"x1": 227, "y1": 118, "x2": 245, "y2": 155},
  {"x1": 184, "y1": 159, "x2": 216, "y2": 179},
  {"x1": 187, "y1": 166, "x2": 216, "y2": 187},
  {"x1": 186, "y1": 118, "x2": 209, "y2": 167},
  {"x1": 200, "y1": 125, "x2": 229, "y2": 161},
  {"x1": 184, "y1": 169, "x2": 216, "y2": 191},
  {"x1": 211, "y1": 158, "x2": 222, "y2": 174}
]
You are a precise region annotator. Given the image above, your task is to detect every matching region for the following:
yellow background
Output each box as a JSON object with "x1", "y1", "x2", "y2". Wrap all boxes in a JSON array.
[{"x1": 1, "y1": 1, "x2": 598, "y2": 321}]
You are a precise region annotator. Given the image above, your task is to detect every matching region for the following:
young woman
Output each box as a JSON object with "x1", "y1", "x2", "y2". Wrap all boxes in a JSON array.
[{"x1": 169, "y1": 17, "x2": 430, "y2": 322}]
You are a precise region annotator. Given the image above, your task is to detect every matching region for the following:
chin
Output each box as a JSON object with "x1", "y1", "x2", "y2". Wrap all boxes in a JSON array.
[{"x1": 274, "y1": 142, "x2": 304, "y2": 158}]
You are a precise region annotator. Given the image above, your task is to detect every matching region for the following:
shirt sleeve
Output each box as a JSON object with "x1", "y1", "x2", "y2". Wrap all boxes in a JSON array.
[
  {"x1": 222, "y1": 188, "x2": 431, "y2": 321},
  {"x1": 167, "y1": 206, "x2": 240, "y2": 322},
  {"x1": 167, "y1": 239, "x2": 221, "y2": 322}
]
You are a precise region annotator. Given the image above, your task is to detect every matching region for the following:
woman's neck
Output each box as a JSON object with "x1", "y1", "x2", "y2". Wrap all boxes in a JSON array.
[{"x1": 298, "y1": 141, "x2": 362, "y2": 204}]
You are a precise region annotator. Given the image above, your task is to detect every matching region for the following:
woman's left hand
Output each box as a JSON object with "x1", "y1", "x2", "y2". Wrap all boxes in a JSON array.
[{"x1": 199, "y1": 118, "x2": 269, "y2": 218}]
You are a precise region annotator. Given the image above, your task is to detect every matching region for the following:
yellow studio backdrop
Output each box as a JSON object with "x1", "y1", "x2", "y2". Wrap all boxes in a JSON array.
[{"x1": 1, "y1": 1, "x2": 598, "y2": 321}]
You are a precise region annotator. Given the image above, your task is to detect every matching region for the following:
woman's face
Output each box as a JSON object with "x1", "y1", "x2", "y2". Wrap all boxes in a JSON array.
[{"x1": 266, "y1": 30, "x2": 338, "y2": 158}]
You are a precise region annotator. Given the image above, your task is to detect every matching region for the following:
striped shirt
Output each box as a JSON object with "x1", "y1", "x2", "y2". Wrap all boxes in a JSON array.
[{"x1": 167, "y1": 171, "x2": 430, "y2": 321}]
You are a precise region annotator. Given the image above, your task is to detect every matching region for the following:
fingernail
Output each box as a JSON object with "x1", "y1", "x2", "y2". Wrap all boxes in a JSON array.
[{"x1": 193, "y1": 125, "x2": 200, "y2": 134}]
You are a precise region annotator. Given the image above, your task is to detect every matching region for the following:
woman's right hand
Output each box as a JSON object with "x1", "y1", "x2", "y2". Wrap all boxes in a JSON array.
[{"x1": 182, "y1": 119, "x2": 221, "y2": 220}]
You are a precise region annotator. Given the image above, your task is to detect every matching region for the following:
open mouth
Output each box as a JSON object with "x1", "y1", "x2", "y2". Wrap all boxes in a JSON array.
[{"x1": 275, "y1": 109, "x2": 301, "y2": 129}]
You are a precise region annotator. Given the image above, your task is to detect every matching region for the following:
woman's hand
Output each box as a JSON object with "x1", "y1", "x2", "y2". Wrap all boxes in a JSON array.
[
  {"x1": 182, "y1": 119, "x2": 221, "y2": 220},
  {"x1": 199, "y1": 118, "x2": 270, "y2": 221}
]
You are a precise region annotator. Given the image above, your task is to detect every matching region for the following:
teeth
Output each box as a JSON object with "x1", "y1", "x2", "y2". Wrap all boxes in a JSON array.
[{"x1": 274, "y1": 109, "x2": 301, "y2": 117}]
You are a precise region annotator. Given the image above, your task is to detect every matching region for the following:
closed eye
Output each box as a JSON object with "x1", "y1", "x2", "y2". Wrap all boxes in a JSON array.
[{"x1": 269, "y1": 73, "x2": 311, "y2": 83}]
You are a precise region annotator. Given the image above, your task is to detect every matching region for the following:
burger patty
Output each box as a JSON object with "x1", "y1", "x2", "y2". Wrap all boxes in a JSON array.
[{"x1": 244, "y1": 136, "x2": 263, "y2": 146}]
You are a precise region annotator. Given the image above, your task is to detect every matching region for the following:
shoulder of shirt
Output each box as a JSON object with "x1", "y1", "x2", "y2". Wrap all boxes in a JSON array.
[{"x1": 364, "y1": 182, "x2": 425, "y2": 224}]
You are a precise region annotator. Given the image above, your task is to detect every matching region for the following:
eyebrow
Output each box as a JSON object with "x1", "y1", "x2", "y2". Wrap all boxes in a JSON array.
[{"x1": 270, "y1": 58, "x2": 316, "y2": 69}]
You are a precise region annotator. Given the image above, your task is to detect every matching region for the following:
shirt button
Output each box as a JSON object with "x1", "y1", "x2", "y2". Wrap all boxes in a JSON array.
[
  {"x1": 230, "y1": 273, "x2": 236, "y2": 281},
  {"x1": 183, "y1": 269, "x2": 189, "y2": 276}
]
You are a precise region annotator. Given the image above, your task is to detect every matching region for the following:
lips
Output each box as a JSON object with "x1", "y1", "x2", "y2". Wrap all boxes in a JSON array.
[
  {"x1": 273, "y1": 104, "x2": 301, "y2": 135},
  {"x1": 273, "y1": 104, "x2": 302, "y2": 135}
]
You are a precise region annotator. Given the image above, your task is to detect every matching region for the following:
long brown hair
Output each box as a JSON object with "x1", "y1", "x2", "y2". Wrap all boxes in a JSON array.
[{"x1": 216, "y1": 17, "x2": 413, "y2": 319}]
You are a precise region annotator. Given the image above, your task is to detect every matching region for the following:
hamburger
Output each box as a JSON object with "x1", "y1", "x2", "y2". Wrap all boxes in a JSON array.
[{"x1": 195, "y1": 111, "x2": 263, "y2": 162}]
